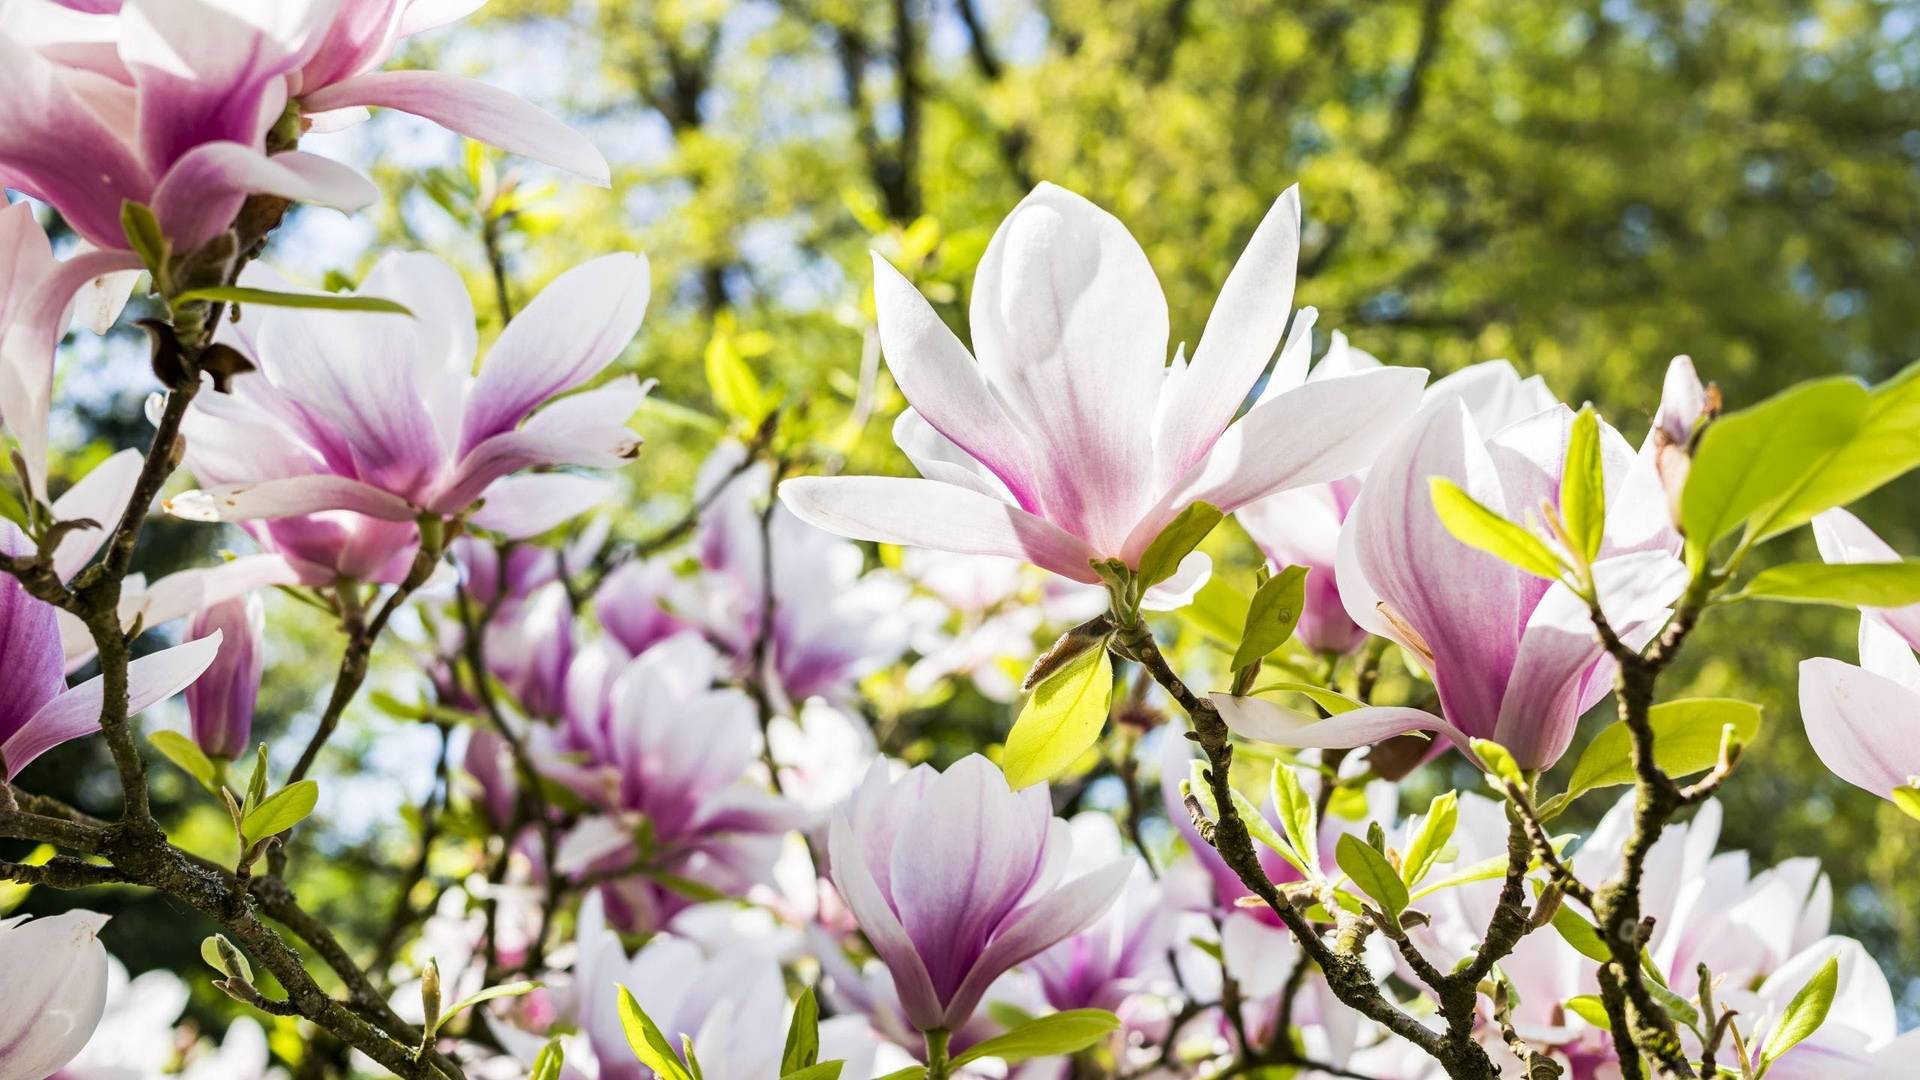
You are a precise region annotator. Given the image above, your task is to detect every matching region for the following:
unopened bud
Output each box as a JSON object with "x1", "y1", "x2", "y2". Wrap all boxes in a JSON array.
[{"x1": 421, "y1": 959, "x2": 443, "y2": 1036}]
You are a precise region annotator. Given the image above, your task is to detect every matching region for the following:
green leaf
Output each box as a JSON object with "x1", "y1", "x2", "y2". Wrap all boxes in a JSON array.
[
  {"x1": 948, "y1": 1009, "x2": 1120, "y2": 1067},
  {"x1": 1334, "y1": 832, "x2": 1408, "y2": 920},
  {"x1": 1760, "y1": 955, "x2": 1840, "y2": 1070},
  {"x1": 441, "y1": 981, "x2": 541, "y2": 1027},
  {"x1": 873, "y1": 1069, "x2": 927, "y2": 1080},
  {"x1": 1562, "y1": 405, "x2": 1607, "y2": 565},
  {"x1": 1550, "y1": 907, "x2": 1611, "y2": 963},
  {"x1": 530, "y1": 1040, "x2": 565, "y2": 1080},
  {"x1": 1565, "y1": 995, "x2": 1611, "y2": 1028},
  {"x1": 617, "y1": 986, "x2": 693, "y2": 1080},
  {"x1": 173, "y1": 285, "x2": 413, "y2": 316},
  {"x1": 780, "y1": 1064, "x2": 845, "y2": 1080},
  {"x1": 1410, "y1": 835, "x2": 1575, "y2": 902},
  {"x1": 1247, "y1": 680, "x2": 1363, "y2": 714},
  {"x1": 1679, "y1": 377, "x2": 1866, "y2": 565},
  {"x1": 1563, "y1": 698, "x2": 1763, "y2": 802},
  {"x1": 1231, "y1": 565, "x2": 1308, "y2": 670},
  {"x1": 781, "y1": 986, "x2": 821, "y2": 1073},
  {"x1": 244, "y1": 744, "x2": 269, "y2": 816},
  {"x1": 1738, "y1": 561, "x2": 1920, "y2": 608},
  {"x1": 680, "y1": 1035, "x2": 705, "y2": 1080},
  {"x1": 1471, "y1": 738, "x2": 1525, "y2": 790},
  {"x1": 1233, "y1": 787, "x2": 1306, "y2": 876},
  {"x1": 1271, "y1": 763, "x2": 1320, "y2": 877},
  {"x1": 1429, "y1": 477, "x2": 1565, "y2": 579},
  {"x1": 1180, "y1": 573, "x2": 1252, "y2": 647},
  {"x1": 1002, "y1": 641, "x2": 1113, "y2": 789},
  {"x1": 120, "y1": 200, "x2": 168, "y2": 277},
  {"x1": 1753, "y1": 361, "x2": 1920, "y2": 541},
  {"x1": 1400, "y1": 792, "x2": 1458, "y2": 888},
  {"x1": 239, "y1": 780, "x2": 319, "y2": 846},
  {"x1": 1892, "y1": 783, "x2": 1920, "y2": 822},
  {"x1": 148, "y1": 730, "x2": 217, "y2": 791},
  {"x1": 704, "y1": 319, "x2": 772, "y2": 423},
  {"x1": 1137, "y1": 501, "x2": 1224, "y2": 590}
]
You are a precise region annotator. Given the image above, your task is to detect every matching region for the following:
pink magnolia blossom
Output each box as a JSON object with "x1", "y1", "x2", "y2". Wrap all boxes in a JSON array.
[
  {"x1": 781, "y1": 183, "x2": 1426, "y2": 602},
  {"x1": 827, "y1": 754, "x2": 1130, "y2": 1033},
  {"x1": 1216, "y1": 368, "x2": 1684, "y2": 771},
  {"x1": 182, "y1": 592, "x2": 265, "y2": 761},
  {"x1": 0, "y1": 910, "x2": 111, "y2": 1080},
  {"x1": 1797, "y1": 509, "x2": 1920, "y2": 802},
  {"x1": 166, "y1": 252, "x2": 650, "y2": 568},
  {"x1": 1026, "y1": 815, "x2": 1171, "y2": 1014}
]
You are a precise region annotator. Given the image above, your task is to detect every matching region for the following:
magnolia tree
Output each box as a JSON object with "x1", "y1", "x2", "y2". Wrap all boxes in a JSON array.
[{"x1": 1, "y1": 3, "x2": 1918, "y2": 1080}]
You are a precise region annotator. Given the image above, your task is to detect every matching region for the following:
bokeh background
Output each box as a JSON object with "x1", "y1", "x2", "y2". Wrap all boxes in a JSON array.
[{"x1": 13, "y1": 0, "x2": 1920, "y2": 1057}]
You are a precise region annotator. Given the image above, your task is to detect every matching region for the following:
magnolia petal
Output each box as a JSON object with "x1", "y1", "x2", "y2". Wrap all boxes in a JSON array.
[
  {"x1": 969, "y1": 183, "x2": 1168, "y2": 553},
  {"x1": 166, "y1": 475, "x2": 419, "y2": 523},
  {"x1": 1153, "y1": 186, "x2": 1301, "y2": 485},
  {"x1": 460, "y1": 253, "x2": 649, "y2": 454},
  {"x1": 1140, "y1": 550, "x2": 1210, "y2": 611},
  {"x1": 1132, "y1": 365, "x2": 1427, "y2": 560},
  {"x1": 779, "y1": 475, "x2": 1103, "y2": 584},
  {"x1": 826, "y1": 809, "x2": 946, "y2": 1031},
  {"x1": 48, "y1": 448, "x2": 142, "y2": 581},
  {"x1": 440, "y1": 376, "x2": 650, "y2": 512},
  {"x1": 1490, "y1": 580, "x2": 1607, "y2": 771},
  {"x1": 0, "y1": 33, "x2": 153, "y2": 248},
  {"x1": 941, "y1": 858, "x2": 1132, "y2": 1029},
  {"x1": 0, "y1": 909, "x2": 110, "y2": 1080},
  {"x1": 301, "y1": 69, "x2": 610, "y2": 185},
  {"x1": 3, "y1": 632, "x2": 220, "y2": 778},
  {"x1": 150, "y1": 144, "x2": 377, "y2": 250},
  {"x1": 119, "y1": 0, "x2": 318, "y2": 168},
  {"x1": 1797, "y1": 656, "x2": 1920, "y2": 802},
  {"x1": 471, "y1": 473, "x2": 613, "y2": 539},
  {"x1": 1814, "y1": 508, "x2": 1920, "y2": 653},
  {"x1": 1214, "y1": 694, "x2": 1469, "y2": 755},
  {"x1": 891, "y1": 409, "x2": 1018, "y2": 502}
]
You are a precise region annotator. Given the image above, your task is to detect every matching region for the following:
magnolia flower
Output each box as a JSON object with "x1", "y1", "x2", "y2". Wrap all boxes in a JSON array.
[
  {"x1": 1, "y1": 522, "x2": 220, "y2": 778},
  {"x1": 486, "y1": 582, "x2": 573, "y2": 721},
  {"x1": 50, "y1": 957, "x2": 187, "y2": 1080},
  {"x1": 828, "y1": 754, "x2": 1130, "y2": 1033},
  {"x1": 781, "y1": 183, "x2": 1426, "y2": 602},
  {"x1": 570, "y1": 891, "x2": 788, "y2": 1080},
  {"x1": 537, "y1": 633, "x2": 804, "y2": 932},
  {"x1": 183, "y1": 593, "x2": 264, "y2": 761},
  {"x1": 1797, "y1": 509, "x2": 1920, "y2": 802},
  {"x1": 167, "y1": 252, "x2": 650, "y2": 539},
  {"x1": 0, "y1": 910, "x2": 111, "y2": 1080},
  {"x1": 1216, "y1": 373, "x2": 1684, "y2": 771},
  {"x1": 1026, "y1": 815, "x2": 1171, "y2": 1014}
]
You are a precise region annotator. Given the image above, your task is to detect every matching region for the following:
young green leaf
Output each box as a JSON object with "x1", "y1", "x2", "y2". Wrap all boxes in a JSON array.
[
  {"x1": 1334, "y1": 832, "x2": 1408, "y2": 920},
  {"x1": 780, "y1": 1064, "x2": 845, "y2": 1080},
  {"x1": 1737, "y1": 561, "x2": 1920, "y2": 608},
  {"x1": 1892, "y1": 783, "x2": 1920, "y2": 822},
  {"x1": 1246, "y1": 680, "x2": 1364, "y2": 715},
  {"x1": 530, "y1": 1040, "x2": 566, "y2": 1080},
  {"x1": 617, "y1": 986, "x2": 693, "y2": 1080},
  {"x1": 1232, "y1": 787, "x2": 1306, "y2": 876},
  {"x1": 1231, "y1": 565, "x2": 1308, "y2": 670},
  {"x1": 1562, "y1": 405, "x2": 1607, "y2": 565},
  {"x1": 440, "y1": 981, "x2": 542, "y2": 1028},
  {"x1": 781, "y1": 986, "x2": 822, "y2": 1073},
  {"x1": 120, "y1": 200, "x2": 168, "y2": 278},
  {"x1": 1679, "y1": 377, "x2": 1866, "y2": 565},
  {"x1": 1753, "y1": 361, "x2": 1920, "y2": 541},
  {"x1": 1760, "y1": 955, "x2": 1840, "y2": 1070},
  {"x1": 947, "y1": 1009, "x2": 1120, "y2": 1067},
  {"x1": 1271, "y1": 763, "x2": 1320, "y2": 877},
  {"x1": 1549, "y1": 906, "x2": 1611, "y2": 964},
  {"x1": 173, "y1": 285, "x2": 413, "y2": 316},
  {"x1": 1564, "y1": 995, "x2": 1611, "y2": 1028},
  {"x1": 239, "y1": 780, "x2": 319, "y2": 846},
  {"x1": 1002, "y1": 641, "x2": 1113, "y2": 789},
  {"x1": 1399, "y1": 791, "x2": 1458, "y2": 888},
  {"x1": 244, "y1": 744, "x2": 269, "y2": 816},
  {"x1": 148, "y1": 730, "x2": 217, "y2": 791},
  {"x1": 1563, "y1": 698, "x2": 1762, "y2": 802},
  {"x1": 1137, "y1": 501, "x2": 1224, "y2": 590},
  {"x1": 872, "y1": 1069, "x2": 927, "y2": 1080},
  {"x1": 1429, "y1": 478, "x2": 1565, "y2": 580},
  {"x1": 1471, "y1": 738, "x2": 1525, "y2": 790}
]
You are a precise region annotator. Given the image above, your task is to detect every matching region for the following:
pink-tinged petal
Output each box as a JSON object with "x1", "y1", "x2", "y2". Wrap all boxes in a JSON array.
[
  {"x1": 0, "y1": 909, "x2": 110, "y2": 1080},
  {"x1": 1798, "y1": 656, "x2": 1920, "y2": 801},
  {"x1": 439, "y1": 376, "x2": 650, "y2": 511},
  {"x1": 1130, "y1": 366, "x2": 1427, "y2": 561},
  {"x1": 397, "y1": 0, "x2": 486, "y2": 36},
  {"x1": 0, "y1": 202, "x2": 55, "y2": 326},
  {"x1": 1152, "y1": 186, "x2": 1301, "y2": 485},
  {"x1": 1425, "y1": 359, "x2": 1558, "y2": 432},
  {"x1": 891, "y1": 408, "x2": 1017, "y2": 502},
  {"x1": 1214, "y1": 695, "x2": 1471, "y2": 756},
  {"x1": 354, "y1": 251, "x2": 479, "y2": 453},
  {"x1": 1139, "y1": 551, "x2": 1209, "y2": 611},
  {"x1": 45, "y1": 0, "x2": 123, "y2": 11},
  {"x1": 151, "y1": 145, "x2": 377, "y2": 250},
  {"x1": 460, "y1": 253, "x2": 649, "y2": 453},
  {"x1": 1647, "y1": 355, "x2": 1708, "y2": 450},
  {"x1": 0, "y1": 249, "x2": 144, "y2": 496},
  {"x1": 48, "y1": 448, "x2": 142, "y2": 580},
  {"x1": 1337, "y1": 397, "x2": 1518, "y2": 739},
  {"x1": 1814, "y1": 508, "x2": 1920, "y2": 652},
  {"x1": 119, "y1": 0, "x2": 320, "y2": 167},
  {"x1": 827, "y1": 808, "x2": 946, "y2": 1032},
  {"x1": 166, "y1": 475, "x2": 420, "y2": 523},
  {"x1": 0, "y1": 34, "x2": 152, "y2": 248},
  {"x1": 1858, "y1": 618, "x2": 1920, "y2": 694},
  {"x1": 969, "y1": 183, "x2": 1167, "y2": 553},
  {"x1": 70, "y1": 268, "x2": 140, "y2": 335},
  {"x1": 301, "y1": 69, "x2": 610, "y2": 184},
  {"x1": 137, "y1": 553, "x2": 321, "y2": 630},
  {"x1": 940, "y1": 858, "x2": 1132, "y2": 1030},
  {"x1": 779, "y1": 475, "x2": 1103, "y2": 584},
  {"x1": 470, "y1": 473, "x2": 613, "y2": 538},
  {"x1": 888, "y1": 757, "x2": 1048, "y2": 998},
  {"x1": 872, "y1": 255, "x2": 1040, "y2": 508},
  {"x1": 1490, "y1": 581, "x2": 1604, "y2": 771},
  {"x1": 3, "y1": 631, "x2": 220, "y2": 778}
]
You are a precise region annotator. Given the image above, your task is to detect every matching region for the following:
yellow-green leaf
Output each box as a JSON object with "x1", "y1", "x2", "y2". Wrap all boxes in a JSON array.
[
  {"x1": 1429, "y1": 478, "x2": 1564, "y2": 579},
  {"x1": 1002, "y1": 642, "x2": 1113, "y2": 789}
]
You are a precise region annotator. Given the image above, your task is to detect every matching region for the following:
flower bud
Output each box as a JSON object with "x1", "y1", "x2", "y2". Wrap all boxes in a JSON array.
[{"x1": 184, "y1": 594, "x2": 265, "y2": 762}]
